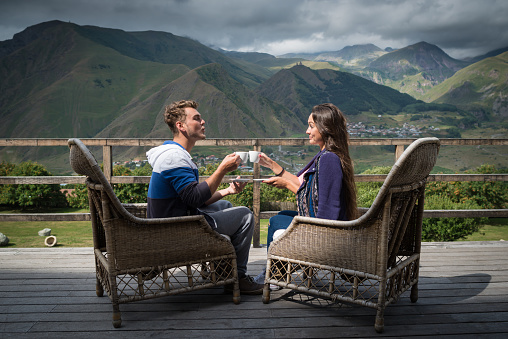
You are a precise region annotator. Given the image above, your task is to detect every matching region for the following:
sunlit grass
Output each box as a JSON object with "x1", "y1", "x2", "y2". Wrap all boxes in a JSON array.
[
  {"x1": 462, "y1": 218, "x2": 508, "y2": 241},
  {"x1": 1, "y1": 213, "x2": 506, "y2": 248},
  {"x1": 0, "y1": 221, "x2": 93, "y2": 247}
]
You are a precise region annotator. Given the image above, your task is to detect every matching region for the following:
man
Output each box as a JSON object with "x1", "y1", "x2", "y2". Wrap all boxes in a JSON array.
[{"x1": 146, "y1": 100, "x2": 263, "y2": 294}]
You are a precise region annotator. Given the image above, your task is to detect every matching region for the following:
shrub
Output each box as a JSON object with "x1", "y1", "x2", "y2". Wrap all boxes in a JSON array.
[
  {"x1": 67, "y1": 184, "x2": 88, "y2": 209},
  {"x1": 356, "y1": 166, "x2": 391, "y2": 207},
  {"x1": 0, "y1": 161, "x2": 67, "y2": 208},
  {"x1": 112, "y1": 164, "x2": 151, "y2": 203},
  {"x1": 199, "y1": 163, "x2": 295, "y2": 210},
  {"x1": 356, "y1": 165, "x2": 494, "y2": 242},
  {"x1": 67, "y1": 163, "x2": 152, "y2": 208},
  {"x1": 426, "y1": 164, "x2": 507, "y2": 209},
  {"x1": 422, "y1": 195, "x2": 487, "y2": 241}
]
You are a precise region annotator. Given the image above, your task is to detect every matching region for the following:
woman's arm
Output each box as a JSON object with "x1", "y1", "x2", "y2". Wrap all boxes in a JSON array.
[
  {"x1": 316, "y1": 153, "x2": 344, "y2": 220},
  {"x1": 259, "y1": 153, "x2": 300, "y2": 190},
  {"x1": 262, "y1": 176, "x2": 301, "y2": 194}
]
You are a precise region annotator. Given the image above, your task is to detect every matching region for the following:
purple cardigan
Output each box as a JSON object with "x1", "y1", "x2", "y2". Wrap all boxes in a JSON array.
[{"x1": 296, "y1": 150, "x2": 347, "y2": 221}]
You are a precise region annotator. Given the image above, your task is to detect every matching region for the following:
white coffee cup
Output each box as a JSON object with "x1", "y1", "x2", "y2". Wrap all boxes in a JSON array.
[
  {"x1": 249, "y1": 151, "x2": 260, "y2": 163},
  {"x1": 235, "y1": 152, "x2": 249, "y2": 163}
]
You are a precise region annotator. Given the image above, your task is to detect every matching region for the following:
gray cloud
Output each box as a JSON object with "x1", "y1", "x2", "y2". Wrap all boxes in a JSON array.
[{"x1": 1, "y1": 0, "x2": 507, "y2": 59}]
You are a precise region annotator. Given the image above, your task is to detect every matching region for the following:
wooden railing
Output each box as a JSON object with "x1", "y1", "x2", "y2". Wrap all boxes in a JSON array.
[{"x1": 1, "y1": 138, "x2": 507, "y2": 247}]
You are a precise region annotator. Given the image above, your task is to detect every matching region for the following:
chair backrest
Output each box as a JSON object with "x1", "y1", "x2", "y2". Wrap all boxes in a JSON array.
[
  {"x1": 364, "y1": 137, "x2": 440, "y2": 269},
  {"x1": 68, "y1": 138, "x2": 134, "y2": 221}
]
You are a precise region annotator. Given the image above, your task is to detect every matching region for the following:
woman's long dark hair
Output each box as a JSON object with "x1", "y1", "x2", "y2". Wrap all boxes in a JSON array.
[{"x1": 311, "y1": 103, "x2": 358, "y2": 220}]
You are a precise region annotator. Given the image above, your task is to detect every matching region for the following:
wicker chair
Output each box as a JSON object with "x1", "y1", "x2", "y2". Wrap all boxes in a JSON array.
[
  {"x1": 262, "y1": 137, "x2": 440, "y2": 333},
  {"x1": 68, "y1": 138, "x2": 240, "y2": 328}
]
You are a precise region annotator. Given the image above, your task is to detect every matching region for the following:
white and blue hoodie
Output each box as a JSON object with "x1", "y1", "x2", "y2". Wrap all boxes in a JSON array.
[{"x1": 146, "y1": 141, "x2": 212, "y2": 221}]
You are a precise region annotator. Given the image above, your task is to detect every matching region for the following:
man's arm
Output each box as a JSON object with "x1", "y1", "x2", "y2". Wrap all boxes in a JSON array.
[
  {"x1": 204, "y1": 180, "x2": 245, "y2": 205},
  {"x1": 204, "y1": 153, "x2": 240, "y2": 194}
]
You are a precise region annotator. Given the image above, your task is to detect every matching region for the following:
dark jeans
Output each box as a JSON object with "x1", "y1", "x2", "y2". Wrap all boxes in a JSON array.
[
  {"x1": 200, "y1": 200, "x2": 254, "y2": 278},
  {"x1": 266, "y1": 210, "x2": 298, "y2": 249}
]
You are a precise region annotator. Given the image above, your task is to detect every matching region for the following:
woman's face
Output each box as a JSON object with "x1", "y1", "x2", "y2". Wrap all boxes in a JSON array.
[{"x1": 306, "y1": 114, "x2": 325, "y2": 149}]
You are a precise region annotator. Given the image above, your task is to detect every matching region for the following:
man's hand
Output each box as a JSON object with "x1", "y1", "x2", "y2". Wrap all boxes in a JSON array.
[
  {"x1": 217, "y1": 153, "x2": 241, "y2": 175},
  {"x1": 226, "y1": 176, "x2": 247, "y2": 195}
]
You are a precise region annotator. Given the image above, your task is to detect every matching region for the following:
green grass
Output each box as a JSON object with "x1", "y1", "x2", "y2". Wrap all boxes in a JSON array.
[
  {"x1": 1, "y1": 213, "x2": 506, "y2": 248},
  {"x1": 0, "y1": 221, "x2": 93, "y2": 248},
  {"x1": 0, "y1": 207, "x2": 92, "y2": 248},
  {"x1": 462, "y1": 218, "x2": 508, "y2": 241}
]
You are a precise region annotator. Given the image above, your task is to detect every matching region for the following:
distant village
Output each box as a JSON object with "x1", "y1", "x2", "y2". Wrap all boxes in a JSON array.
[
  {"x1": 347, "y1": 121, "x2": 439, "y2": 138},
  {"x1": 116, "y1": 122, "x2": 440, "y2": 170}
]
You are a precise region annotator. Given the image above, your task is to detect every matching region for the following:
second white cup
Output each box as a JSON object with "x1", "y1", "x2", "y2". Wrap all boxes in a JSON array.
[{"x1": 249, "y1": 151, "x2": 260, "y2": 163}]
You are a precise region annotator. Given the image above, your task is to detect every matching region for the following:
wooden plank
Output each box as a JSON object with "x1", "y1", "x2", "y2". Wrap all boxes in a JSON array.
[
  {"x1": 0, "y1": 176, "x2": 85, "y2": 184},
  {"x1": 2, "y1": 137, "x2": 508, "y2": 147},
  {"x1": 2, "y1": 173, "x2": 507, "y2": 185},
  {"x1": 1, "y1": 209, "x2": 507, "y2": 222},
  {"x1": 0, "y1": 213, "x2": 91, "y2": 221}
]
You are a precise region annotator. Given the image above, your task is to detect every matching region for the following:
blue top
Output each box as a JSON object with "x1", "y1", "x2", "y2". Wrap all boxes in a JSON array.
[
  {"x1": 296, "y1": 149, "x2": 347, "y2": 221},
  {"x1": 146, "y1": 140, "x2": 212, "y2": 222}
]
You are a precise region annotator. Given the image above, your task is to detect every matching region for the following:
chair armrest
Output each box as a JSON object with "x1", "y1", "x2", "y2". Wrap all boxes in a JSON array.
[
  {"x1": 268, "y1": 215, "x2": 383, "y2": 275},
  {"x1": 103, "y1": 214, "x2": 235, "y2": 271},
  {"x1": 122, "y1": 203, "x2": 147, "y2": 218}
]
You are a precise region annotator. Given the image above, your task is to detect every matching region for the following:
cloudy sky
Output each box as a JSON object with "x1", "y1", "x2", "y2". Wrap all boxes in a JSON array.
[{"x1": 1, "y1": 0, "x2": 507, "y2": 59}]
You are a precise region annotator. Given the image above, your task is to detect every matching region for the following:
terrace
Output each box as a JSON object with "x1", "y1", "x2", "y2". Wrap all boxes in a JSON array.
[
  {"x1": 1, "y1": 242, "x2": 507, "y2": 337},
  {"x1": 0, "y1": 137, "x2": 507, "y2": 336}
]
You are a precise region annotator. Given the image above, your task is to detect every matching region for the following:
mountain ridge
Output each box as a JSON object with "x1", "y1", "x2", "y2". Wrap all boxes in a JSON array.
[{"x1": 0, "y1": 21, "x2": 506, "y2": 173}]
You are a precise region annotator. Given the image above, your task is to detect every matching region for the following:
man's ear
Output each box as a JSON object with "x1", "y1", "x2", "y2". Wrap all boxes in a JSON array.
[{"x1": 175, "y1": 121, "x2": 186, "y2": 133}]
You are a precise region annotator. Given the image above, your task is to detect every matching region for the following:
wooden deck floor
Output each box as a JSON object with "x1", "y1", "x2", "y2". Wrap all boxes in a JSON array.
[{"x1": 1, "y1": 241, "x2": 508, "y2": 338}]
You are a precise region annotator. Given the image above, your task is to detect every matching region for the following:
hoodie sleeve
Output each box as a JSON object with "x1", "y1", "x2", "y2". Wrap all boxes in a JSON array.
[{"x1": 178, "y1": 181, "x2": 212, "y2": 208}]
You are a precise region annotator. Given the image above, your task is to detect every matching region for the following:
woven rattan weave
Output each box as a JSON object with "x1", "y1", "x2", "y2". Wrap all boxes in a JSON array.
[
  {"x1": 68, "y1": 138, "x2": 240, "y2": 328},
  {"x1": 262, "y1": 137, "x2": 440, "y2": 333}
]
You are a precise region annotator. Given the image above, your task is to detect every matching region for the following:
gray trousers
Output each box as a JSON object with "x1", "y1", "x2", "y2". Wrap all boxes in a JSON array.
[{"x1": 199, "y1": 200, "x2": 254, "y2": 278}]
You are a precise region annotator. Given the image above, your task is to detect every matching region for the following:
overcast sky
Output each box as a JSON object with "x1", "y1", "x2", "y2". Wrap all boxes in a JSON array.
[{"x1": 1, "y1": 0, "x2": 507, "y2": 59}]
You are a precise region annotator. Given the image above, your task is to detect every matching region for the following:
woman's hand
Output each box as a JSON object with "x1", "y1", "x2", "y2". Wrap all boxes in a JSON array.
[
  {"x1": 259, "y1": 153, "x2": 284, "y2": 174},
  {"x1": 262, "y1": 176, "x2": 289, "y2": 189},
  {"x1": 258, "y1": 153, "x2": 274, "y2": 169}
]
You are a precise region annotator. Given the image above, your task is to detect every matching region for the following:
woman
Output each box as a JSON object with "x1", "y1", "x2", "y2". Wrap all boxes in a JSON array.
[{"x1": 260, "y1": 103, "x2": 358, "y2": 249}]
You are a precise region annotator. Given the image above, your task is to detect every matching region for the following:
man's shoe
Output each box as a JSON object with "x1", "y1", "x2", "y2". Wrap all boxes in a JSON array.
[{"x1": 225, "y1": 275, "x2": 264, "y2": 295}]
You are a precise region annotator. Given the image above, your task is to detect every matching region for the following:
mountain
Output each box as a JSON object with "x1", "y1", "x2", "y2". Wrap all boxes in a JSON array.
[
  {"x1": 219, "y1": 49, "x2": 340, "y2": 72},
  {"x1": 357, "y1": 42, "x2": 471, "y2": 99},
  {"x1": 422, "y1": 51, "x2": 508, "y2": 122},
  {"x1": 255, "y1": 65, "x2": 418, "y2": 124},
  {"x1": 96, "y1": 63, "x2": 303, "y2": 139},
  {"x1": 367, "y1": 42, "x2": 470, "y2": 81},
  {"x1": 280, "y1": 44, "x2": 387, "y2": 69},
  {"x1": 1, "y1": 21, "x2": 506, "y2": 173},
  {"x1": 0, "y1": 20, "x2": 293, "y2": 140},
  {"x1": 465, "y1": 46, "x2": 508, "y2": 64}
]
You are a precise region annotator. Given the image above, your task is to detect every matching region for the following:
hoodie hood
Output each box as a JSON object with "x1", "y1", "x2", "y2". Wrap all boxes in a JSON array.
[{"x1": 146, "y1": 141, "x2": 195, "y2": 171}]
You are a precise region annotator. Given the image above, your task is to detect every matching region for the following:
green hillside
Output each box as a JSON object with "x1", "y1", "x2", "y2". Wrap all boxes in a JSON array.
[
  {"x1": 256, "y1": 65, "x2": 418, "y2": 124},
  {"x1": 74, "y1": 23, "x2": 272, "y2": 89},
  {"x1": 422, "y1": 51, "x2": 508, "y2": 123},
  {"x1": 0, "y1": 21, "x2": 506, "y2": 174},
  {"x1": 358, "y1": 42, "x2": 471, "y2": 99},
  {"x1": 0, "y1": 29, "x2": 190, "y2": 138}
]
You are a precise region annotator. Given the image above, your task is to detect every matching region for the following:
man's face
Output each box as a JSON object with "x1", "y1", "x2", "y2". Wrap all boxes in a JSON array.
[{"x1": 182, "y1": 107, "x2": 206, "y2": 140}]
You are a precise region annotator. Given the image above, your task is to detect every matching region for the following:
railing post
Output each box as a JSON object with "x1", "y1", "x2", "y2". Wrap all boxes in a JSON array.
[
  {"x1": 395, "y1": 145, "x2": 405, "y2": 161},
  {"x1": 103, "y1": 145, "x2": 113, "y2": 182},
  {"x1": 252, "y1": 145, "x2": 261, "y2": 248}
]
